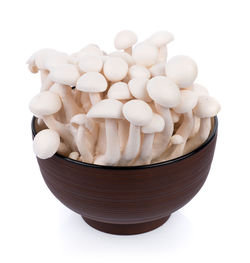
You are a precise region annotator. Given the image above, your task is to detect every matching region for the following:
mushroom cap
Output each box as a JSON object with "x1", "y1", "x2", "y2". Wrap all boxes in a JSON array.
[
  {"x1": 76, "y1": 72, "x2": 108, "y2": 93},
  {"x1": 80, "y1": 44, "x2": 103, "y2": 56},
  {"x1": 149, "y1": 31, "x2": 174, "y2": 47},
  {"x1": 128, "y1": 65, "x2": 151, "y2": 79},
  {"x1": 173, "y1": 90, "x2": 198, "y2": 114},
  {"x1": 107, "y1": 82, "x2": 132, "y2": 100},
  {"x1": 87, "y1": 99, "x2": 124, "y2": 119},
  {"x1": 70, "y1": 113, "x2": 94, "y2": 131},
  {"x1": 122, "y1": 99, "x2": 153, "y2": 126},
  {"x1": 128, "y1": 78, "x2": 151, "y2": 102},
  {"x1": 29, "y1": 91, "x2": 62, "y2": 117},
  {"x1": 103, "y1": 57, "x2": 128, "y2": 82},
  {"x1": 33, "y1": 129, "x2": 60, "y2": 159},
  {"x1": 149, "y1": 62, "x2": 165, "y2": 77},
  {"x1": 48, "y1": 64, "x2": 80, "y2": 86},
  {"x1": 166, "y1": 55, "x2": 198, "y2": 88},
  {"x1": 114, "y1": 30, "x2": 137, "y2": 50},
  {"x1": 68, "y1": 152, "x2": 80, "y2": 160},
  {"x1": 190, "y1": 83, "x2": 209, "y2": 97},
  {"x1": 193, "y1": 96, "x2": 221, "y2": 118},
  {"x1": 78, "y1": 55, "x2": 103, "y2": 73},
  {"x1": 171, "y1": 134, "x2": 184, "y2": 145},
  {"x1": 142, "y1": 113, "x2": 165, "y2": 134},
  {"x1": 146, "y1": 76, "x2": 181, "y2": 108},
  {"x1": 109, "y1": 51, "x2": 135, "y2": 67},
  {"x1": 132, "y1": 43, "x2": 159, "y2": 67}
]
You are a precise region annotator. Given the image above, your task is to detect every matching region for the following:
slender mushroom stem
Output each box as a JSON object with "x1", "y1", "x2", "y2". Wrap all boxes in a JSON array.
[
  {"x1": 189, "y1": 116, "x2": 200, "y2": 138},
  {"x1": 94, "y1": 119, "x2": 120, "y2": 165},
  {"x1": 118, "y1": 119, "x2": 129, "y2": 151},
  {"x1": 158, "y1": 46, "x2": 167, "y2": 62},
  {"x1": 76, "y1": 126, "x2": 93, "y2": 163},
  {"x1": 134, "y1": 133, "x2": 154, "y2": 165},
  {"x1": 40, "y1": 70, "x2": 53, "y2": 91},
  {"x1": 119, "y1": 124, "x2": 141, "y2": 165},
  {"x1": 80, "y1": 92, "x2": 91, "y2": 113},
  {"x1": 184, "y1": 117, "x2": 211, "y2": 154},
  {"x1": 89, "y1": 93, "x2": 101, "y2": 105},
  {"x1": 167, "y1": 111, "x2": 194, "y2": 159},
  {"x1": 152, "y1": 104, "x2": 173, "y2": 161}
]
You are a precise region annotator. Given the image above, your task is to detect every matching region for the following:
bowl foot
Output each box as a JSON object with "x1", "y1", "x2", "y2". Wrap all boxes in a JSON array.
[{"x1": 82, "y1": 215, "x2": 170, "y2": 235}]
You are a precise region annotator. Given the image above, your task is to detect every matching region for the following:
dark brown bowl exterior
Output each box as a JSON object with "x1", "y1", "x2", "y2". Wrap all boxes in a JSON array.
[{"x1": 32, "y1": 117, "x2": 218, "y2": 235}]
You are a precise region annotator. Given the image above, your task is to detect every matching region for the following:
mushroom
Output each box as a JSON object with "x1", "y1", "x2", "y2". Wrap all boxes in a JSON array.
[
  {"x1": 68, "y1": 152, "x2": 80, "y2": 160},
  {"x1": 146, "y1": 76, "x2": 181, "y2": 160},
  {"x1": 33, "y1": 129, "x2": 60, "y2": 159},
  {"x1": 78, "y1": 54, "x2": 103, "y2": 73},
  {"x1": 109, "y1": 51, "x2": 135, "y2": 67},
  {"x1": 57, "y1": 142, "x2": 71, "y2": 156},
  {"x1": 135, "y1": 113, "x2": 165, "y2": 165},
  {"x1": 128, "y1": 78, "x2": 152, "y2": 102},
  {"x1": 184, "y1": 96, "x2": 220, "y2": 154},
  {"x1": 29, "y1": 91, "x2": 76, "y2": 150},
  {"x1": 128, "y1": 65, "x2": 151, "y2": 79},
  {"x1": 132, "y1": 42, "x2": 159, "y2": 68},
  {"x1": 120, "y1": 99, "x2": 153, "y2": 165},
  {"x1": 87, "y1": 99, "x2": 124, "y2": 165},
  {"x1": 167, "y1": 90, "x2": 198, "y2": 160},
  {"x1": 70, "y1": 114, "x2": 96, "y2": 163},
  {"x1": 149, "y1": 62, "x2": 165, "y2": 77},
  {"x1": 166, "y1": 55, "x2": 198, "y2": 89},
  {"x1": 171, "y1": 109, "x2": 180, "y2": 123},
  {"x1": 149, "y1": 31, "x2": 174, "y2": 62},
  {"x1": 103, "y1": 57, "x2": 128, "y2": 82},
  {"x1": 164, "y1": 135, "x2": 184, "y2": 161},
  {"x1": 76, "y1": 72, "x2": 108, "y2": 105},
  {"x1": 114, "y1": 30, "x2": 137, "y2": 55}
]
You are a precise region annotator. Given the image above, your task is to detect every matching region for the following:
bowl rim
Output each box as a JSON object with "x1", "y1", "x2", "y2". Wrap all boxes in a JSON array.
[{"x1": 31, "y1": 116, "x2": 218, "y2": 170}]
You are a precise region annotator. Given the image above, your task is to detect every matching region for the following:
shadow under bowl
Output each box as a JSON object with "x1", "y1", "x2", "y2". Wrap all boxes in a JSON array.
[{"x1": 32, "y1": 117, "x2": 218, "y2": 235}]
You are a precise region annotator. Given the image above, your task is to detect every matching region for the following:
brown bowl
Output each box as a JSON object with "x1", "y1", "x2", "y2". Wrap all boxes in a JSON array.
[{"x1": 32, "y1": 116, "x2": 218, "y2": 235}]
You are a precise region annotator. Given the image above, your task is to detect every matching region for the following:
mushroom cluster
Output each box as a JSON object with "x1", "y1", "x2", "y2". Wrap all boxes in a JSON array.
[{"x1": 28, "y1": 30, "x2": 220, "y2": 166}]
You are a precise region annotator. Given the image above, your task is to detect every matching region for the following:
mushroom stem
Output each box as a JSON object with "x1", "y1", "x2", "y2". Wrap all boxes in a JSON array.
[
  {"x1": 120, "y1": 124, "x2": 141, "y2": 165},
  {"x1": 94, "y1": 119, "x2": 120, "y2": 165},
  {"x1": 189, "y1": 116, "x2": 200, "y2": 138},
  {"x1": 118, "y1": 119, "x2": 129, "y2": 151},
  {"x1": 167, "y1": 111, "x2": 194, "y2": 159},
  {"x1": 89, "y1": 93, "x2": 101, "y2": 105},
  {"x1": 184, "y1": 117, "x2": 211, "y2": 154},
  {"x1": 80, "y1": 92, "x2": 91, "y2": 113},
  {"x1": 40, "y1": 70, "x2": 53, "y2": 91},
  {"x1": 125, "y1": 47, "x2": 132, "y2": 55},
  {"x1": 152, "y1": 104, "x2": 173, "y2": 161},
  {"x1": 134, "y1": 133, "x2": 154, "y2": 165},
  {"x1": 158, "y1": 46, "x2": 167, "y2": 62},
  {"x1": 76, "y1": 126, "x2": 93, "y2": 163}
]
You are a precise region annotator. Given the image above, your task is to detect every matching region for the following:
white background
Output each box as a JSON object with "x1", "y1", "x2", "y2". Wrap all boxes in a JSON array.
[{"x1": 0, "y1": 0, "x2": 249, "y2": 262}]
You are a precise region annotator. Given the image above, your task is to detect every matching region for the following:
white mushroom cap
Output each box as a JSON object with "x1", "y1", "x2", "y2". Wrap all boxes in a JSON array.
[
  {"x1": 146, "y1": 76, "x2": 181, "y2": 108},
  {"x1": 132, "y1": 43, "x2": 159, "y2": 67},
  {"x1": 68, "y1": 152, "x2": 80, "y2": 160},
  {"x1": 193, "y1": 96, "x2": 221, "y2": 118},
  {"x1": 109, "y1": 51, "x2": 135, "y2": 67},
  {"x1": 48, "y1": 64, "x2": 80, "y2": 86},
  {"x1": 190, "y1": 83, "x2": 209, "y2": 97},
  {"x1": 114, "y1": 30, "x2": 137, "y2": 50},
  {"x1": 70, "y1": 113, "x2": 94, "y2": 131},
  {"x1": 149, "y1": 62, "x2": 165, "y2": 77},
  {"x1": 78, "y1": 55, "x2": 103, "y2": 73},
  {"x1": 171, "y1": 134, "x2": 184, "y2": 145},
  {"x1": 128, "y1": 65, "x2": 151, "y2": 79},
  {"x1": 33, "y1": 129, "x2": 60, "y2": 159},
  {"x1": 122, "y1": 99, "x2": 153, "y2": 126},
  {"x1": 128, "y1": 78, "x2": 151, "y2": 102},
  {"x1": 142, "y1": 113, "x2": 165, "y2": 134},
  {"x1": 149, "y1": 31, "x2": 174, "y2": 47},
  {"x1": 76, "y1": 72, "x2": 107, "y2": 93},
  {"x1": 80, "y1": 44, "x2": 103, "y2": 56},
  {"x1": 103, "y1": 57, "x2": 128, "y2": 82},
  {"x1": 29, "y1": 91, "x2": 62, "y2": 117},
  {"x1": 87, "y1": 99, "x2": 123, "y2": 119},
  {"x1": 166, "y1": 55, "x2": 198, "y2": 88},
  {"x1": 107, "y1": 82, "x2": 132, "y2": 100},
  {"x1": 173, "y1": 90, "x2": 198, "y2": 114}
]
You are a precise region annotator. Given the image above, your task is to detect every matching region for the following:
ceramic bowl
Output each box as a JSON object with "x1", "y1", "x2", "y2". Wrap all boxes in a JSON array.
[{"x1": 32, "y1": 117, "x2": 218, "y2": 235}]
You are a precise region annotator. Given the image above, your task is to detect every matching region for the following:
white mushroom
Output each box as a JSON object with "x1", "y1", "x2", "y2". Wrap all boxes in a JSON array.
[
  {"x1": 149, "y1": 31, "x2": 174, "y2": 62},
  {"x1": 33, "y1": 129, "x2": 60, "y2": 159},
  {"x1": 78, "y1": 55, "x2": 103, "y2": 73},
  {"x1": 109, "y1": 51, "x2": 135, "y2": 67},
  {"x1": 76, "y1": 72, "x2": 108, "y2": 105},
  {"x1": 135, "y1": 113, "x2": 165, "y2": 165},
  {"x1": 146, "y1": 76, "x2": 181, "y2": 160},
  {"x1": 149, "y1": 62, "x2": 166, "y2": 77},
  {"x1": 128, "y1": 78, "x2": 151, "y2": 102},
  {"x1": 171, "y1": 109, "x2": 181, "y2": 123},
  {"x1": 70, "y1": 114, "x2": 95, "y2": 163},
  {"x1": 132, "y1": 43, "x2": 159, "y2": 67},
  {"x1": 128, "y1": 64, "x2": 151, "y2": 79},
  {"x1": 167, "y1": 90, "x2": 198, "y2": 160},
  {"x1": 164, "y1": 135, "x2": 184, "y2": 161},
  {"x1": 87, "y1": 99, "x2": 124, "y2": 165},
  {"x1": 57, "y1": 142, "x2": 71, "y2": 156},
  {"x1": 184, "y1": 96, "x2": 220, "y2": 154},
  {"x1": 114, "y1": 30, "x2": 137, "y2": 55},
  {"x1": 166, "y1": 55, "x2": 198, "y2": 89},
  {"x1": 103, "y1": 57, "x2": 128, "y2": 82},
  {"x1": 68, "y1": 152, "x2": 80, "y2": 160},
  {"x1": 120, "y1": 99, "x2": 153, "y2": 165}
]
